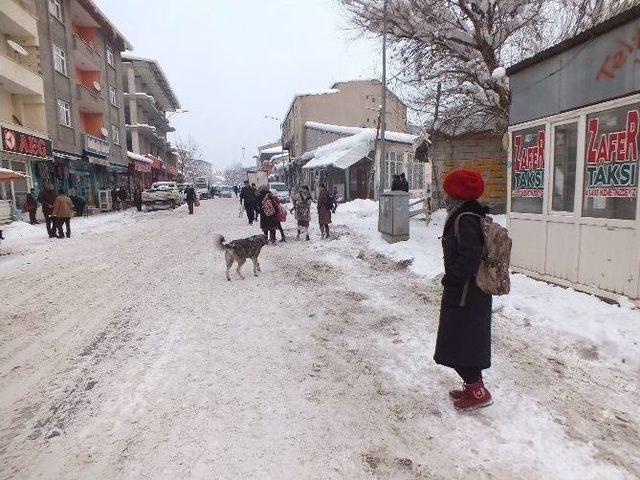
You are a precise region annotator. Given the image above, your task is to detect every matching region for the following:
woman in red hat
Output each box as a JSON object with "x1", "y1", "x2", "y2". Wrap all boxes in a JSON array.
[{"x1": 434, "y1": 168, "x2": 493, "y2": 411}]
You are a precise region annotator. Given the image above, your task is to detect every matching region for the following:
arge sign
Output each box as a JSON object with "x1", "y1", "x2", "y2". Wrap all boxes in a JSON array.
[{"x1": 512, "y1": 128, "x2": 545, "y2": 198}]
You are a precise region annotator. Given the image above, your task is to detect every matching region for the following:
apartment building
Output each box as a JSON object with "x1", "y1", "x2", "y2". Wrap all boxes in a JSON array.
[
  {"x1": 281, "y1": 79, "x2": 408, "y2": 159},
  {"x1": 35, "y1": 0, "x2": 131, "y2": 207},
  {"x1": 121, "y1": 54, "x2": 180, "y2": 188},
  {"x1": 0, "y1": 0, "x2": 50, "y2": 208}
]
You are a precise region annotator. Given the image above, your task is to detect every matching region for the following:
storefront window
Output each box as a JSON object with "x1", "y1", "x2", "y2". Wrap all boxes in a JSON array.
[
  {"x1": 552, "y1": 123, "x2": 578, "y2": 212},
  {"x1": 511, "y1": 126, "x2": 546, "y2": 213},
  {"x1": 583, "y1": 104, "x2": 639, "y2": 220}
]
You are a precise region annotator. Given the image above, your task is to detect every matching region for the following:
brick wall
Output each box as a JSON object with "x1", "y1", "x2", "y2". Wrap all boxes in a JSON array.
[{"x1": 431, "y1": 132, "x2": 507, "y2": 213}]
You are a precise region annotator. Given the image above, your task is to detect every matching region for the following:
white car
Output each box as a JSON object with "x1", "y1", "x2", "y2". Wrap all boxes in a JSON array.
[
  {"x1": 218, "y1": 185, "x2": 234, "y2": 198},
  {"x1": 269, "y1": 182, "x2": 290, "y2": 203},
  {"x1": 142, "y1": 181, "x2": 181, "y2": 210}
]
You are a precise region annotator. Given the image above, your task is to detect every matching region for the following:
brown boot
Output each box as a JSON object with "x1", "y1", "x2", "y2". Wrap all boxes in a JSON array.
[
  {"x1": 453, "y1": 379, "x2": 492, "y2": 411},
  {"x1": 449, "y1": 384, "x2": 467, "y2": 400}
]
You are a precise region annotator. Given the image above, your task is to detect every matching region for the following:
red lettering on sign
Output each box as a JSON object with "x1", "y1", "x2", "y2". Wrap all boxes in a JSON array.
[
  {"x1": 587, "y1": 118, "x2": 599, "y2": 164},
  {"x1": 626, "y1": 110, "x2": 639, "y2": 161},
  {"x1": 597, "y1": 26, "x2": 640, "y2": 81},
  {"x1": 588, "y1": 109, "x2": 639, "y2": 164}
]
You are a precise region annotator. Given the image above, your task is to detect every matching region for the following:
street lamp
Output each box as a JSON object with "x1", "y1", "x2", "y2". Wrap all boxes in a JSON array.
[
  {"x1": 264, "y1": 115, "x2": 280, "y2": 121},
  {"x1": 167, "y1": 108, "x2": 190, "y2": 119}
]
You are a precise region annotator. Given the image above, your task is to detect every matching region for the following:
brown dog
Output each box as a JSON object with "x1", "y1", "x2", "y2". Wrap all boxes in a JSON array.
[{"x1": 216, "y1": 234, "x2": 267, "y2": 281}]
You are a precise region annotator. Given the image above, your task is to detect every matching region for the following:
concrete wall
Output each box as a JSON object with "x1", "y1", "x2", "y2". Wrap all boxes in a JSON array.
[{"x1": 430, "y1": 132, "x2": 507, "y2": 213}]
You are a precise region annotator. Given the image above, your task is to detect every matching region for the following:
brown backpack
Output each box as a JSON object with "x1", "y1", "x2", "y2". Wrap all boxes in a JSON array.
[{"x1": 454, "y1": 212, "x2": 512, "y2": 295}]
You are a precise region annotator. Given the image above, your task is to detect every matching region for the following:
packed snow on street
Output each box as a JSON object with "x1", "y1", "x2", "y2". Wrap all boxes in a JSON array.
[{"x1": 1, "y1": 198, "x2": 638, "y2": 479}]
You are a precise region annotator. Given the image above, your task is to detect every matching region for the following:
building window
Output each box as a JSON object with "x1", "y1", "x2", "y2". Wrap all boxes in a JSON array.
[
  {"x1": 53, "y1": 44, "x2": 67, "y2": 76},
  {"x1": 48, "y1": 0, "x2": 62, "y2": 20},
  {"x1": 551, "y1": 123, "x2": 578, "y2": 212},
  {"x1": 582, "y1": 104, "x2": 639, "y2": 220},
  {"x1": 412, "y1": 162, "x2": 425, "y2": 190},
  {"x1": 511, "y1": 126, "x2": 545, "y2": 214},
  {"x1": 106, "y1": 48, "x2": 114, "y2": 67},
  {"x1": 112, "y1": 125, "x2": 120, "y2": 144},
  {"x1": 384, "y1": 151, "x2": 404, "y2": 189},
  {"x1": 58, "y1": 99, "x2": 71, "y2": 126},
  {"x1": 109, "y1": 85, "x2": 117, "y2": 106}
]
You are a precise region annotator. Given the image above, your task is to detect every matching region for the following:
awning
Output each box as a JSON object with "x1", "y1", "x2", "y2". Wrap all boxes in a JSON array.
[
  {"x1": 130, "y1": 161, "x2": 151, "y2": 173},
  {"x1": 87, "y1": 156, "x2": 110, "y2": 167},
  {"x1": 127, "y1": 150, "x2": 153, "y2": 164},
  {"x1": 54, "y1": 149, "x2": 83, "y2": 161},
  {"x1": 0, "y1": 167, "x2": 30, "y2": 182},
  {"x1": 109, "y1": 163, "x2": 129, "y2": 173}
]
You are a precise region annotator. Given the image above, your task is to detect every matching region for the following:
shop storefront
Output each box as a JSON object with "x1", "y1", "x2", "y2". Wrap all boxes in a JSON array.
[
  {"x1": 0, "y1": 125, "x2": 52, "y2": 207},
  {"x1": 506, "y1": 7, "x2": 640, "y2": 302}
]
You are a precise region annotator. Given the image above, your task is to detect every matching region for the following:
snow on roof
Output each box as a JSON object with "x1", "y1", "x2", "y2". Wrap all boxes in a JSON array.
[
  {"x1": 127, "y1": 151, "x2": 153, "y2": 164},
  {"x1": 330, "y1": 79, "x2": 380, "y2": 88},
  {"x1": 305, "y1": 121, "x2": 418, "y2": 144},
  {"x1": 260, "y1": 145, "x2": 284, "y2": 154},
  {"x1": 270, "y1": 152, "x2": 289, "y2": 162},
  {"x1": 302, "y1": 130, "x2": 375, "y2": 170}
]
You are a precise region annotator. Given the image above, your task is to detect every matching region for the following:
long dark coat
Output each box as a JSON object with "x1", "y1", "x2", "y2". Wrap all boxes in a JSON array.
[
  {"x1": 256, "y1": 191, "x2": 279, "y2": 230},
  {"x1": 434, "y1": 200, "x2": 492, "y2": 369},
  {"x1": 317, "y1": 190, "x2": 332, "y2": 225}
]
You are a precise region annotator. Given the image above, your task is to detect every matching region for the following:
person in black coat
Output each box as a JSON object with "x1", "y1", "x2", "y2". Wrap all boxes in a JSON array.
[
  {"x1": 434, "y1": 168, "x2": 493, "y2": 411},
  {"x1": 26, "y1": 188, "x2": 38, "y2": 224},
  {"x1": 185, "y1": 185, "x2": 197, "y2": 214},
  {"x1": 400, "y1": 172, "x2": 409, "y2": 192},
  {"x1": 391, "y1": 174, "x2": 402, "y2": 191},
  {"x1": 239, "y1": 180, "x2": 257, "y2": 225},
  {"x1": 255, "y1": 185, "x2": 279, "y2": 244}
]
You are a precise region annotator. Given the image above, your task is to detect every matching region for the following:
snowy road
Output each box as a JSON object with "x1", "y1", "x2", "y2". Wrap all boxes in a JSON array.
[{"x1": 1, "y1": 199, "x2": 638, "y2": 479}]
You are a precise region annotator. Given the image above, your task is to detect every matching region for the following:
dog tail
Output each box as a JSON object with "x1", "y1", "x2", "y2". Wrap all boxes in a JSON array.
[{"x1": 215, "y1": 234, "x2": 227, "y2": 251}]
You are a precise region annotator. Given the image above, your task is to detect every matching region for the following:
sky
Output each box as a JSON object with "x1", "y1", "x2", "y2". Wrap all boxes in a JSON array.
[{"x1": 95, "y1": 0, "x2": 382, "y2": 170}]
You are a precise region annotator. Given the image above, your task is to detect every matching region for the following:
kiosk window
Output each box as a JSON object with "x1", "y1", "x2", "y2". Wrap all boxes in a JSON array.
[
  {"x1": 552, "y1": 123, "x2": 578, "y2": 212},
  {"x1": 583, "y1": 104, "x2": 639, "y2": 220},
  {"x1": 511, "y1": 126, "x2": 545, "y2": 214}
]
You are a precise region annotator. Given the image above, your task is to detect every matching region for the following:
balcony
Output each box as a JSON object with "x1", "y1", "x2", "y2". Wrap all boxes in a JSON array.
[
  {"x1": 72, "y1": 33, "x2": 101, "y2": 70},
  {"x1": 0, "y1": 53, "x2": 43, "y2": 96},
  {"x1": 125, "y1": 92, "x2": 175, "y2": 133},
  {"x1": 126, "y1": 123, "x2": 167, "y2": 145},
  {"x1": 0, "y1": 0, "x2": 39, "y2": 40},
  {"x1": 76, "y1": 84, "x2": 103, "y2": 114}
]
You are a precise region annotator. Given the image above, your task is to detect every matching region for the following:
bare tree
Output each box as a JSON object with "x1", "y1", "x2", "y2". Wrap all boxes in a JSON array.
[
  {"x1": 339, "y1": 0, "x2": 639, "y2": 133},
  {"x1": 223, "y1": 163, "x2": 248, "y2": 186},
  {"x1": 174, "y1": 136, "x2": 212, "y2": 183}
]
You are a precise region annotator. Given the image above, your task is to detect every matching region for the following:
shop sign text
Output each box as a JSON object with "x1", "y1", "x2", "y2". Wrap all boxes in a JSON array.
[
  {"x1": 586, "y1": 109, "x2": 639, "y2": 198},
  {"x1": 1, "y1": 127, "x2": 52, "y2": 159},
  {"x1": 512, "y1": 129, "x2": 545, "y2": 198}
]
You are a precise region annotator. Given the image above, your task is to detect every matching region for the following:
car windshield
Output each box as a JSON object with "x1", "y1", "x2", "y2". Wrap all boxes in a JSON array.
[
  {"x1": 271, "y1": 184, "x2": 287, "y2": 191},
  {"x1": 153, "y1": 182, "x2": 176, "y2": 188}
]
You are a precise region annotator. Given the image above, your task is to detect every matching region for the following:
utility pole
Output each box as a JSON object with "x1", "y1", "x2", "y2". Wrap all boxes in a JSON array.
[
  {"x1": 377, "y1": 0, "x2": 388, "y2": 199},
  {"x1": 242, "y1": 147, "x2": 245, "y2": 163}
]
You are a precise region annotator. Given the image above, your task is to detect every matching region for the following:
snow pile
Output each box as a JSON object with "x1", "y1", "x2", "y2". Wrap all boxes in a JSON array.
[
  {"x1": 260, "y1": 145, "x2": 284, "y2": 154},
  {"x1": 127, "y1": 151, "x2": 153, "y2": 163},
  {"x1": 334, "y1": 200, "x2": 640, "y2": 370},
  {"x1": 295, "y1": 89, "x2": 340, "y2": 97}
]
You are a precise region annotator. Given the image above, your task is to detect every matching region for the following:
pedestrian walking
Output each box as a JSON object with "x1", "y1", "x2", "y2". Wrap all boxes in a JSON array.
[
  {"x1": 250, "y1": 183, "x2": 259, "y2": 222},
  {"x1": 52, "y1": 189, "x2": 74, "y2": 239},
  {"x1": 185, "y1": 184, "x2": 197, "y2": 214},
  {"x1": 400, "y1": 172, "x2": 409, "y2": 192},
  {"x1": 118, "y1": 186, "x2": 128, "y2": 209},
  {"x1": 271, "y1": 194, "x2": 287, "y2": 242},
  {"x1": 239, "y1": 180, "x2": 257, "y2": 225},
  {"x1": 25, "y1": 188, "x2": 38, "y2": 224},
  {"x1": 111, "y1": 186, "x2": 120, "y2": 211},
  {"x1": 292, "y1": 186, "x2": 312, "y2": 240},
  {"x1": 38, "y1": 184, "x2": 57, "y2": 238},
  {"x1": 433, "y1": 168, "x2": 493, "y2": 411},
  {"x1": 317, "y1": 183, "x2": 333, "y2": 239},
  {"x1": 256, "y1": 185, "x2": 278, "y2": 244},
  {"x1": 69, "y1": 193, "x2": 86, "y2": 217},
  {"x1": 233, "y1": 185, "x2": 239, "y2": 197},
  {"x1": 133, "y1": 187, "x2": 143, "y2": 212}
]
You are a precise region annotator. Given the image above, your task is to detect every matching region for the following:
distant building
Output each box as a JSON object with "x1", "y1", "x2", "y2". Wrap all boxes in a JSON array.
[
  {"x1": 299, "y1": 122, "x2": 426, "y2": 201},
  {"x1": 35, "y1": 0, "x2": 132, "y2": 207},
  {"x1": 121, "y1": 54, "x2": 181, "y2": 188},
  {"x1": 0, "y1": 0, "x2": 50, "y2": 211},
  {"x1": 281, "y1": 79, "x2": 408, "y2": 159}
]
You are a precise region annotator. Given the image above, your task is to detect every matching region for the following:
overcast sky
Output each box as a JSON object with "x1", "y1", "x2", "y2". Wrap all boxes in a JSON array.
[{"x1": 95, "y1": 0, "x2": 381, "y2": 170}]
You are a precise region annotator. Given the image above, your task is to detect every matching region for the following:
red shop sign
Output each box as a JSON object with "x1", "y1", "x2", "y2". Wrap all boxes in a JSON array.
[{"x1": 2, "y1": 126, "x2": 52, "y2": 159}]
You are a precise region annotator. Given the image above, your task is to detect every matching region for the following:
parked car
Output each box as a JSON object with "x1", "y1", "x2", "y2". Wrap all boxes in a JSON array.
[
  {"x1": 269, "y1": 182, "x2": 290, "y2": 203},
  {"x1": 142, "y1": 181, "x2": 181, "y2": 210},
  {"x1": 218, "y1": 185, "x2": 234, "y2": 198}
]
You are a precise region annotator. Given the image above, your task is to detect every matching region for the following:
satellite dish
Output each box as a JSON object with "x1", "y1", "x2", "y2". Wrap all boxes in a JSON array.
[
  {"x1": 7, "y1": 40, "x2": 28, "y2": 56},
  {"x1": 101, "y1": 127, "x2": 109, "y2": 137},
  {"x1": 93, "y1": 81, "x2": 101, "y2": 91}
]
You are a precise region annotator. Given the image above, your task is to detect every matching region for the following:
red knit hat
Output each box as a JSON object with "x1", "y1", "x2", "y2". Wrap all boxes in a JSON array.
[{"x1": 443, "y1": 169, "x2": 484, "y2": 200}]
